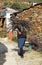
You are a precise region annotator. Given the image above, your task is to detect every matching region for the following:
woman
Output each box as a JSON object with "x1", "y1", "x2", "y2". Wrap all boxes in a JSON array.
[{"x1": 15, "y1": 24, "x2": 26, "y2": 58}]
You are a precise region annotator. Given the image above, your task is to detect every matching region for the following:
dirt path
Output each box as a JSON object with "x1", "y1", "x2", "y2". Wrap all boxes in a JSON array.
[
  {"x1": 0, "y1": 38, "x2": 17, "y2": 65},
  {"x1": 0, "y1": 38, "x2": 42, "y2": 65}
]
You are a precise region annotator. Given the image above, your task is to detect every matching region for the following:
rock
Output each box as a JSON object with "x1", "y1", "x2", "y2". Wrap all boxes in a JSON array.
[{"x1": 0, "y1": 42, "x2": 8, "y2": 53}]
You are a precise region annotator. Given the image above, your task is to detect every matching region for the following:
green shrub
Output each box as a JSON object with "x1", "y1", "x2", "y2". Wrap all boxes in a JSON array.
[
  {"x1": 10, "y1": 3, "x2": 22, "y2": 9},
  {"x1": 4, "y1": 1, "x2": 8, "y2": 6},
  {"x1": 10, "y1": 2, "x2": 29, "y2": 9}
]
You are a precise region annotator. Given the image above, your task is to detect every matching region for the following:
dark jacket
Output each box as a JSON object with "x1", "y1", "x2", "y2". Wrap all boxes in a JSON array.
[{"x1": 17, "y1": 26, "x2": 26, "y2": 39}]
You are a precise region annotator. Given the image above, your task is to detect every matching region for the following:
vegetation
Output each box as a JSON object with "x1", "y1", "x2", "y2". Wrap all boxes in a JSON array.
[
  {"x1": 10, "y1": 3, "x2": 22, "y2": 9},
  {"x1": 39, "y1": 51, "x2": 42, "y2": 54},
  {"x1": 12, "y1": 38, "x2": 17, "y2": 43},
  {"x1": 28, "y1": 0, "x2": 42, "y2": 3},
  {"x1": 10, "y1": 2, "x2": 29, "y2": 9},
  {"x1": 0, "y1": 31, "x2": 7, "y2": 38},
  {"x1": 3, "y1": 0, "x2": 12, "y2": 7},
  {"x1": 3, "y1": 0, "x2": 42, "y2": 3},
  {"x1": 1, "y1": 0, "x2": 42, "y2": 9}
]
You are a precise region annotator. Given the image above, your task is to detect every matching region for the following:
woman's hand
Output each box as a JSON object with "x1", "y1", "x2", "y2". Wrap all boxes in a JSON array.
[
  {"x1": 17, "y1": 31, "x2": 22, "y2": 35},
  {"x1": 18, "y1": 31, "x2": 22, "y2": 35}
]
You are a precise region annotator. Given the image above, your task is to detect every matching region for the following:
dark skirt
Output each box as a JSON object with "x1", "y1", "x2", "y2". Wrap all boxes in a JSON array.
[{"x1": 18, "y1": 38, "x2": 25, "y2": 48}]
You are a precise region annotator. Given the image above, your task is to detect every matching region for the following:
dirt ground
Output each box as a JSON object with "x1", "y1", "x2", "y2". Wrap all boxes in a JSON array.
[{"x1": 0, "y1": 38, "x2": 42, "y2": 65}]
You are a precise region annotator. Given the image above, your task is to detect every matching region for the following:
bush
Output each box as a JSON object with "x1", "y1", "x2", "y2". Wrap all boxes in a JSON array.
[
  {"x1": 4, "y1": 1, "x2": 8, "y2": 6},
  {"x1": 10, "y1": 3, "x2": 22, "y2": 9},
  {"x1": 3, "y1": 0, "x2": 12, "y2": 7},
  {"x1": 10, "y1": 2, "x2": 29, "y2": 10}
]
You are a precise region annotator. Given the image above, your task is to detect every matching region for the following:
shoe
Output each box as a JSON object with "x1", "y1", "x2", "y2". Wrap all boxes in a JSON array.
[
  {"x1": 18, "y1": 52, "x2": 21, "y2": 56},
  {"x1": 20, "y1": 54, "x2": 24, "y2": 58},
  {"x1": 18, "y1": 52, "x2": 24, "y2": 58}
]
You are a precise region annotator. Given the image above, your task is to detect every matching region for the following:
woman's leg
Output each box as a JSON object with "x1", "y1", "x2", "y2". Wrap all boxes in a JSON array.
[
  {"x1": 18, "y1": 48, "x2": 23, "y2": 58},
  {"x1": 18, "y1": 38, "x2": 25, "y2": 57}
]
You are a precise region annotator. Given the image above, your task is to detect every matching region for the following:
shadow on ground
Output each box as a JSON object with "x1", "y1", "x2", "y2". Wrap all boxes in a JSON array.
[
  {"x1": 12, "y1": 48, "x2": 29, "y2": 54},
  {"x1": 0, "y1": 42, "x2": 8, "y2": 65}
]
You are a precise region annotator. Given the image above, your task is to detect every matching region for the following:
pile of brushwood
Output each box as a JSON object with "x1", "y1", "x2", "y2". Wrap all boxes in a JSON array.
[{"x1": 28, "y1": 35, "x2": 42, "y2": 51}]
